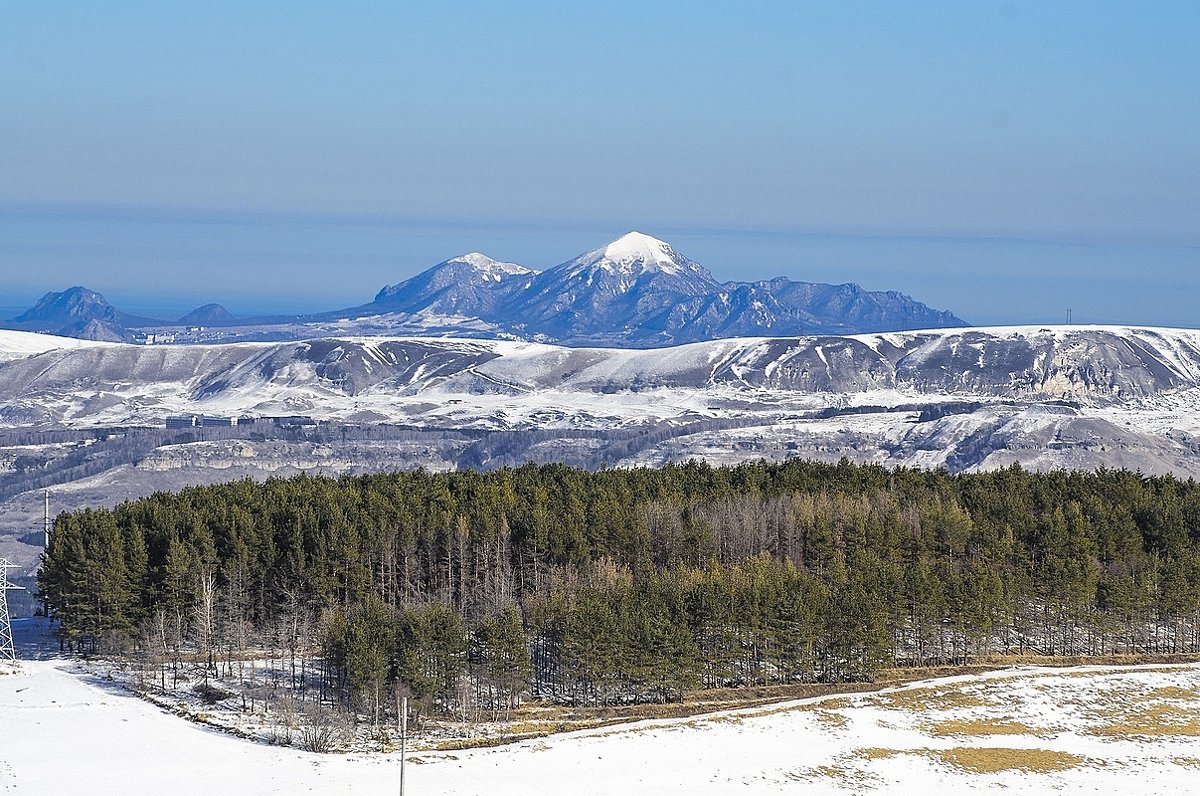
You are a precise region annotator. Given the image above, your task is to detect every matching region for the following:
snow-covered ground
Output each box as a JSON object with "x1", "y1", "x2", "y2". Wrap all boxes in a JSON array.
[
  {"x1": 3, "y1": 618, "x2": 1200, "y2": 795},
  {"x1": 7, "y1": 324, "x2": 1200, "y2": 432},
  {"x1": 0, "y1": 329, "x2": 110, "y2": 362}
]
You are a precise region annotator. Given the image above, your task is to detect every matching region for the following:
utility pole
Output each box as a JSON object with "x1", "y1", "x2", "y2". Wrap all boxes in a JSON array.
[
  {"x1": 0, "y1": 558, "x2": 25, "y2": 665},
  {"x1": 399, "y1": 695, "x2": 408, "y2": 796},
  {"x1": 41, "y1": 491, "x2": 51, "y2": 620}
]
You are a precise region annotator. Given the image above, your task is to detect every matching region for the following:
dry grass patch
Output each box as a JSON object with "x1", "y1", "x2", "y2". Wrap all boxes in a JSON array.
[
  {"x1": 1172, "y1": 756, "x2": 1200, "y2": 768},
  {"x1": 927, "y1": 717, "x2": 1045, "y2": 738},
  {"x1": 819, "y1": 697, "x2": 853, "y2": 711},
  {"x1": 503, "y1": 719, "x2": 594, "y2": 736},
  {"x1": 1088, "y1": 702, "x2": 1200, "y2": 738},
  {"x1": 731, "y1": 696, "x2": 859, "y2": 723},
  {"x1": 414, "y1": 663, "x2": 1200, "y2": 750},
  {"x1": 789, "y1": 762, "x2": 878, "y2": 787},
  {"x1": 1145, "y1": 685, "x2": 1199, "y2": 701},
  {"x1": 428, "y1": 717, "x2": 602, "y2": 750},
  {"x1": 932, "y1": 747, "x2": 1085, "y2": 774},
  {"x1": 704, "y1": 714, "x2": 744, "y2": 725},
  {"x1": 814, "y1": 710, "x2": 850, "y2": 729},
  {"x1": 854, "y1": 747, "x2": 902, "y2": 761},
  {"x1": 433, "y1": 734, "x2": 543, "y2": 751},
  {"x1": 850, "y1": 745, "x2": 1083, "y2": 775}
]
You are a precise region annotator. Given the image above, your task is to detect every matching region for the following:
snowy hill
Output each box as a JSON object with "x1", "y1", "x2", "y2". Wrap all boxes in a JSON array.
[
  {"x1": 4, "y1": 325, "x2": 1200, "y2": 421},
  {"x1": 0, "y1": 328, "x2": 111, "y2": 362},
  {"x1": 2, "y1": 325, "x2": 1200, "y2": 477}
]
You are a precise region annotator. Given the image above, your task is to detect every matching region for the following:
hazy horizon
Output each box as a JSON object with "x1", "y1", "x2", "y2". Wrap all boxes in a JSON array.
[{"x1": 3, "y1": 201, "x2": 1197, "y2": 328}]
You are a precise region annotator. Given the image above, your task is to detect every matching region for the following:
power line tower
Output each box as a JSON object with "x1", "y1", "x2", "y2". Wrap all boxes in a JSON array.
[{"x1": 0, "y1": 557, "x2": 25, "y2": 665}]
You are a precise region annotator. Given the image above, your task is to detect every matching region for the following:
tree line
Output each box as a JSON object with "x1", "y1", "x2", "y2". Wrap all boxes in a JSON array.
[{"x1": 38, "y1": 459, "x2": 1200, "y2": 723}]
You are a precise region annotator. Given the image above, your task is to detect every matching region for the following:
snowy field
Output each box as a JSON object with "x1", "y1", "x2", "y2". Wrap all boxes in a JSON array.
[{"x1": 3, "y1": 619, "x2": 1200, "y2": 794}]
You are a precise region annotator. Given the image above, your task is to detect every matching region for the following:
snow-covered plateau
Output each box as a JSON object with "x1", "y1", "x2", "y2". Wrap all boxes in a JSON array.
[
  {"x1": 6, "y1": 323, "x2": 1200, "y2": 577},
  {"x1": 3, "y1": 324, "x2": 1200, "y2": 469},
  {"x1": 4, "y1": 618, "x2": 1200, "y2": 794}
]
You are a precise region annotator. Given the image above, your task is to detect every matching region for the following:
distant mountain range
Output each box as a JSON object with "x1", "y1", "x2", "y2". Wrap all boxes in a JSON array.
[{"x1": 4, "y1": 232, "x2": 965, "y2": 346}]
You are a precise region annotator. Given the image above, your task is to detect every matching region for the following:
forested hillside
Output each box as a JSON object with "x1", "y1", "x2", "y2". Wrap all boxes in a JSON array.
[{"x1": 38, "y1": 459, "x2": 1200, "y2": 722}]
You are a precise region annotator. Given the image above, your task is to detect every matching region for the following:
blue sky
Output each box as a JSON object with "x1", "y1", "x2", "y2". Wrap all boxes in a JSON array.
[{"x1": 1, "y1": 2, "x2": 1197, "y2": 325}]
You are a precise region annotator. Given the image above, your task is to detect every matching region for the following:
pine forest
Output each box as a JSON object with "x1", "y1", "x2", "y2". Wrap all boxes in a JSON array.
[{"x1": 37, "y1": 459, "x2": 1200, "y2": 730}]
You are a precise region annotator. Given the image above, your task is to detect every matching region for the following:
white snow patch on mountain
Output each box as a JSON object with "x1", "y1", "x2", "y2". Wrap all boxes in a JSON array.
[
  {"x1": 449, "y1": 252, "x2": 536, "y2": 278},
  {"x1": 567, "y1": 231, "x2": 693, "y2": 276}
]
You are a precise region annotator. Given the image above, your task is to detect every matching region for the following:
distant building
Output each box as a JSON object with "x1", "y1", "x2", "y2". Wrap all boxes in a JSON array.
[
  {"x1": 199, "y1": 416, "x2": 238, "y2": 428},
  {"x1": 166, "y1": 415, "x2": 198, "y2": 429},
  {"x1": 271, "y1": 416, "x2": 317, "y2": 428}
]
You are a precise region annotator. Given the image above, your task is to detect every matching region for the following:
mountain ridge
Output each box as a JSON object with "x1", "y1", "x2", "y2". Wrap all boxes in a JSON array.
[
  {"x1": 335, "y1": 232, "x2": 967, "y2": 346},
  {"x1": 3, "y1": 232, "x2": 966, "y2": 346}
]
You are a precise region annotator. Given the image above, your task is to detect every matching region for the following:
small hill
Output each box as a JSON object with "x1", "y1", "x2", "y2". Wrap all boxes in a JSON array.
[
  {"x1": 178, "y1": 304, "x2": 239, "y2": 326},
  {"x1": 7, "y1": 286, "x2": 163, "y2": 341}
]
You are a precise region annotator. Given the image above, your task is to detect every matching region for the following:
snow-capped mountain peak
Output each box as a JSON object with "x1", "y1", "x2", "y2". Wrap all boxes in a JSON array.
[
  {"x1": 566, "y1": 232, "x2": 711, "y2": 279},
  {"x1": 597, "y1": 232, "x2": 677, "y2": 270},
  {"x1": 449, "y1": 252, "x2": 536, "y2": 280},
  {"x1": 363, "y1": 251, "x2": 536, "y2": 319}
]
